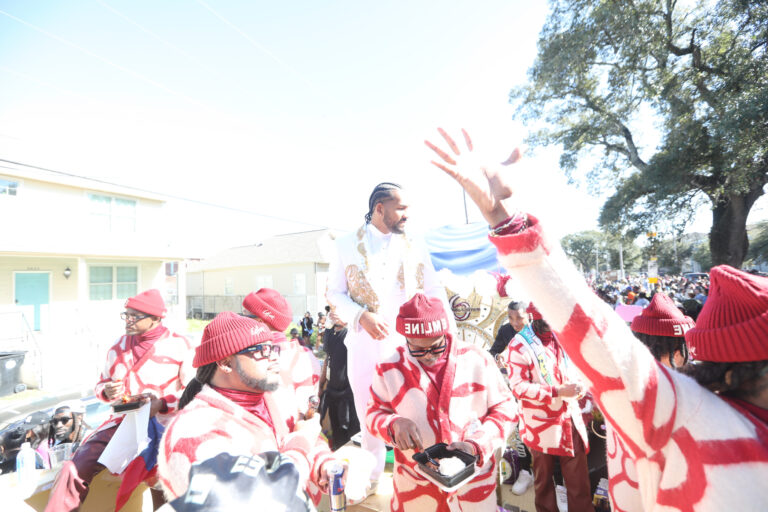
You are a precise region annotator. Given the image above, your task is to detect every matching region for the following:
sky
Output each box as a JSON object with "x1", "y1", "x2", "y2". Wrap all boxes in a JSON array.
[{"x1": 2, "y1": 1, "x2": 765, "y2": 256}]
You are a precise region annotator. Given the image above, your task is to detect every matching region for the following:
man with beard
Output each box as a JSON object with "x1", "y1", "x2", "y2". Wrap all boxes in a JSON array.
[
  {"x1": 50, "y1": 402, "x2": 87, "y2": 448},
  {"x1": 157, "y1": 312, "x2": 336, "y2": 506},
  {"x1": 242, "y1": 288, "x2": 320, "y2": 420},
  {"x1": 46, "y1": 289, "x2": 192, "y2": 512},
  {"x1": 327, "y1": 182, "x2": 451, "y2": 489}
]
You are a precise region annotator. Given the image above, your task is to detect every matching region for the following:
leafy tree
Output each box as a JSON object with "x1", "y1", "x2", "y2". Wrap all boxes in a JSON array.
[
  {"x1": 512, "y1": 0, "x2": 768, "y2": 267},
  {"x1": 561, "y1": 230, "x2": 643, "y2": 273},
  {"x1": 561, "y1": 230, "x2": 604, "y2": 271}
]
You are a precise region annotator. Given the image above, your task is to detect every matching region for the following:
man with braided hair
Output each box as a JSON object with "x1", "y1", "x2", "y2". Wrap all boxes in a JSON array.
[
  {"x1": 327, "y1": 182, "x2": 451, "y2": 489},
  {"x1": 158, "y1": 311, "x2": 336, "y2": 505},
  {"x1": 426, "y1": 127, "x2": 768, "y2": 512}
]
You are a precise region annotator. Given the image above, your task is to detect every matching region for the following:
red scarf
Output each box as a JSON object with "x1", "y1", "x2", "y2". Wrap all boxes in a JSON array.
[
  {"x1": 212, "y1": 385, "x2": 274, "y2": 433},
  {"x1": 130, "y1": 324, "x2": 168, "y2": 361}
]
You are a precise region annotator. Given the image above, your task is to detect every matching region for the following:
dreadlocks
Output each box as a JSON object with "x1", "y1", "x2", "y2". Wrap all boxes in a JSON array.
[
  {"x1": 179, "y1": 363, "x2": 217, "y2": 410},
  {"x1": 364, "y1": 182, "x2": 402, "y2": 224}
]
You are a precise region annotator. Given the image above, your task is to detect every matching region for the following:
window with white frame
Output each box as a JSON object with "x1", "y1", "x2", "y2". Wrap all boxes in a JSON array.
[
  {"x1": 89, "y1": 265, "x2": 138, "y2": 300},
  {"x1": 0, "y1": 177, "x2": 19, "y2": 196},
  {"x1": 88, "y1": 193, "x2": 136, "y2": 232},
  {"x1": 224, "y1": 277, "x2": 234, "y2": 296}
]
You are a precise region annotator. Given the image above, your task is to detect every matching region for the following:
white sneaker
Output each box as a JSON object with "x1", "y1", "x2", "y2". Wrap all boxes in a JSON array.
[
  {"x1": 347, "y1": 479, "x2": 378, "y2": 505},
  {"x1": 511, "y1": 470, "x2": 533, "y2": 495},
  {"x1": 555, "y1": 484, "x2": 568, "y2": 512}
]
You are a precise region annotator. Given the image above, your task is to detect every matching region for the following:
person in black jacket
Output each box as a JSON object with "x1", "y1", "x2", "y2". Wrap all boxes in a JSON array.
[{"x1": 319, "y1": 313, "x2": 360, "y2": 450}]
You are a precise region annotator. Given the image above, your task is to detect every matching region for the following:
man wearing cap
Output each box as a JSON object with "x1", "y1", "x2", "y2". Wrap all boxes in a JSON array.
[
  {"x1": 366, "y1": 293, "x2": 516, "y2": 511},
  {"x1": 157, "y1": 312, "x2": 335, "y2": 505},
  {"x1": 427, "y1": 128, "x2": 768, "y2": 512},
  {"x1": 46, "y1": 289, "x2": 193, "y2": 512},
  {"x1": 327, "y1": 182, "x2": 452, "y2": 485},
  {"x1": 242, "y1": 288, "x2": 320, "y2": 419},
  {"x1": 502, "y1": 303, "x2": 593, "y2": 512}
]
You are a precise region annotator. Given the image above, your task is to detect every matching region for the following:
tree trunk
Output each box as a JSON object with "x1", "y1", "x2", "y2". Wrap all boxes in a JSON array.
[{"x1": 709, "y1": 184, "x2": 765, "y2": 267}]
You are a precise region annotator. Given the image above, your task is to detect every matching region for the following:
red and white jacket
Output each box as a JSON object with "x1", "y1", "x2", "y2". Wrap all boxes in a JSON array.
[
  {"x1": 272, "y1": 333, "x2": 321, "y2": 418},
  {"x1": 157, "y1": 384, "x2": 333, "y2": 504},
  {"x1": 503, "y1": 326, "x2": 588, "y2": 456},
  {"x1": 490, "y1": 215, "x2": 768, "y2": 512},
  {"x1": 366, "y1": 335, "x2": 517, "y2": 512},
  {"x1": 93, "y1": 328, "x2": 193, "y2": 433}
]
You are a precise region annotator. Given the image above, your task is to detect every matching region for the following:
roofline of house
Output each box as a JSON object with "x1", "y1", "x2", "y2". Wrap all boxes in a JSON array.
[{"x1": 0, "y1": 159, "x2": 166, "y2": 202}]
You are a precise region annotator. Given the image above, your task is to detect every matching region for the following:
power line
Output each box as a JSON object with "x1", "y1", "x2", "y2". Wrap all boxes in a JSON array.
[
  {"x1": 0, "y1": 157, "x2": 334, "y2": 230},
  {"x1": 195, "y1": 0, "x2": 315, "y2": 90},
  {"x1": 95, "y1": 0, "x2": 218, "y2": 76},
  {"x1": 0, "y1": 7, "x2": 214, "y2": 112}
]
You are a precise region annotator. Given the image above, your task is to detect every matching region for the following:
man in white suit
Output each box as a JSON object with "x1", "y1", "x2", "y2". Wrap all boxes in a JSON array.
[{"x1": 326, "y1": 182, "x2": 450, "y2": 490}]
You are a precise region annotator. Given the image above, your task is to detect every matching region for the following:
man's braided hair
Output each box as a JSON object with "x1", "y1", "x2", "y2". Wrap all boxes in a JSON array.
[{"x1": 364, "y1": 182, "x2": 402, "y2": 224}]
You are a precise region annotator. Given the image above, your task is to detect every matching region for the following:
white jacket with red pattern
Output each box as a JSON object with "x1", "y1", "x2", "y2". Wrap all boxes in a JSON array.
[
  {"x1": 503, "y1": 326, "x2": 588, "y2": 456},
  {"x1": 272, "y1": 333, "x2": 321, "y2": 417},
  {"x1": 93, "y1": 328, "x2": 193, "y2": 433},
  {"x1": 366, "y1": 335, "x2": 517, "y2": 512},
  {"x1": 490, "y1": 214, "x2": 768, "y2": 512},
  {"x1": 157, "y1": 384, "x2": 333, "y2": 504}
]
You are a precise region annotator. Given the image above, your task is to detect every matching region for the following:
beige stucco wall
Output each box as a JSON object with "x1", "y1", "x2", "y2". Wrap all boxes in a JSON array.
[{"x1": 0, "y1": 175, "x2": 173, "y2": 257}]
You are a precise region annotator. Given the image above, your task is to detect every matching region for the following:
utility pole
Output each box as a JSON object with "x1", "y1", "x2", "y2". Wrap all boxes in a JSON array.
[{"x1": 619, "y1": 241, "x2": 625, "y2": 280}]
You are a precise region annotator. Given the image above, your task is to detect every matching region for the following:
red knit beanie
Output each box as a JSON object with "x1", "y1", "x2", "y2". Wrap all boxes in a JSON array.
[
  {"x1": 242, "y1": 288, "x2": 293, "y2": 331},
  {"x1": 526, "y1": 303, "x2": 543, "y2": 321},
  {"x1": 396, "y1": 293, "x2": 450, "y2": 338},
  {"x1": 193, "y1": 312, "x2": 273, "y2": 368},
  {"x1": 631, "y1": 293, "x2": 694, "y2": 338},
  {"x1": 685, "y1": 265, "x2": 768, "y2": 362},
  {"x1": 125, "y1": 289, "x2": 166, "y2": 318}
]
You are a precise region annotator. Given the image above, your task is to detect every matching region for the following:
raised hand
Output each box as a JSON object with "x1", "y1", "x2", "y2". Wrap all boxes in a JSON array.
[{"x1": 425, "y1": 127, "x2": 522, "y2": 226}]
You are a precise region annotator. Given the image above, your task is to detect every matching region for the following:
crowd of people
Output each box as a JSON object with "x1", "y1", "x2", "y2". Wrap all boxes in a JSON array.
[{"x1": 3, "y1": 130, "x2": 767, "y2": 512}]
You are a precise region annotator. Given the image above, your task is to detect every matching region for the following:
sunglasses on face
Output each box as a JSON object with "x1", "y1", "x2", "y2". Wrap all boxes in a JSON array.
[
  {"x1": 120, "y1": 312, "x2": 150, "y2": 321},
  {"x1": 236, "y1": 343, "x2": 280, "y2": 360},
  {"x1": 52, "y1": 417, "x2": 72, "y2": 425},
  {"x1": 406, "y1": 337, "x2": 447, "y2": 358}
]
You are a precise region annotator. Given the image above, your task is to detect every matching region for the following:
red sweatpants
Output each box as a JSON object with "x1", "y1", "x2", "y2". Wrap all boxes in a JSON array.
[
  {"x1": 44, "y1": 426, "x2": 117, "y2": 512},
  {"x1": 531, "y1": 425, "x2": 593, "y2": 512}
]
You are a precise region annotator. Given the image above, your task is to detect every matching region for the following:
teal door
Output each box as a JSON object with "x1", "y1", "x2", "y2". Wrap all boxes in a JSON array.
[{"x1": 14, "y1": 273, "x2": 50, "y2": 331}]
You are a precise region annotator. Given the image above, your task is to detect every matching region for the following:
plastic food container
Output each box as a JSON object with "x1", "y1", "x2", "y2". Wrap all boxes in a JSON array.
[{"x1": 412, "y1": 443, "x2": 477, "y2": 492}]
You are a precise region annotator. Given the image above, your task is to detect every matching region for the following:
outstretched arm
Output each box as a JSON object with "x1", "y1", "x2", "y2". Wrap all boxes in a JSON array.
[{"x1": 426, "y1": 128, "x2": 676, "y2": 460}]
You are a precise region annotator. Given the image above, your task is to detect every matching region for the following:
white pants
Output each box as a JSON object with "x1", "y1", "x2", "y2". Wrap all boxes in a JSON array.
[{"x1": 346, "y1": 332, "x2": 400, "y2": 480}]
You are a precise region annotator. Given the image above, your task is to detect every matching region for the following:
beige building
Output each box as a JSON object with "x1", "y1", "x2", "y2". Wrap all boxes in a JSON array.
[
  {"x1": 186, "y1": 229, "x2": 338, "y2": 322},
  {"x1": 0, "y1": 161, "x2": 190, "y2": 391}
]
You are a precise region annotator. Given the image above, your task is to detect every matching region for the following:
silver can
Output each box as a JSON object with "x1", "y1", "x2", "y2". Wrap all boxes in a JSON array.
[{"x1": 327, "y1": 461, "x2": 345, "y2": 512}]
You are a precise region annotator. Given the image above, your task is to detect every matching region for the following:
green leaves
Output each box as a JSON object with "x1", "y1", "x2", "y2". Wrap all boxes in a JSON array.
[{"x1": 513, "y1": 0, "x2": 768, "y2": 266}]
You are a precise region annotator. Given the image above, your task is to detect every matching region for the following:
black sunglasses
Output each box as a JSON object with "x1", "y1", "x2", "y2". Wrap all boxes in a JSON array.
[
  {"x1": 52, "y1": 417, "x2": 73, "y2": 425},
  {"x1": 236, "y1": 343, "x2": 280, "y2": 360},
  {"x1": 406, "y1": 337, "x2": 447, "y2": 358}
]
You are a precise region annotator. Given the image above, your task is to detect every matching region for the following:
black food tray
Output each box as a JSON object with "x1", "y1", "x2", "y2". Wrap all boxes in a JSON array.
[
  {"x1": 412, "y1": 443, "x2": 477, "y2": 489},
  {"x1": 112, "y1": 400, "x2": 142, "y2": 413}
]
